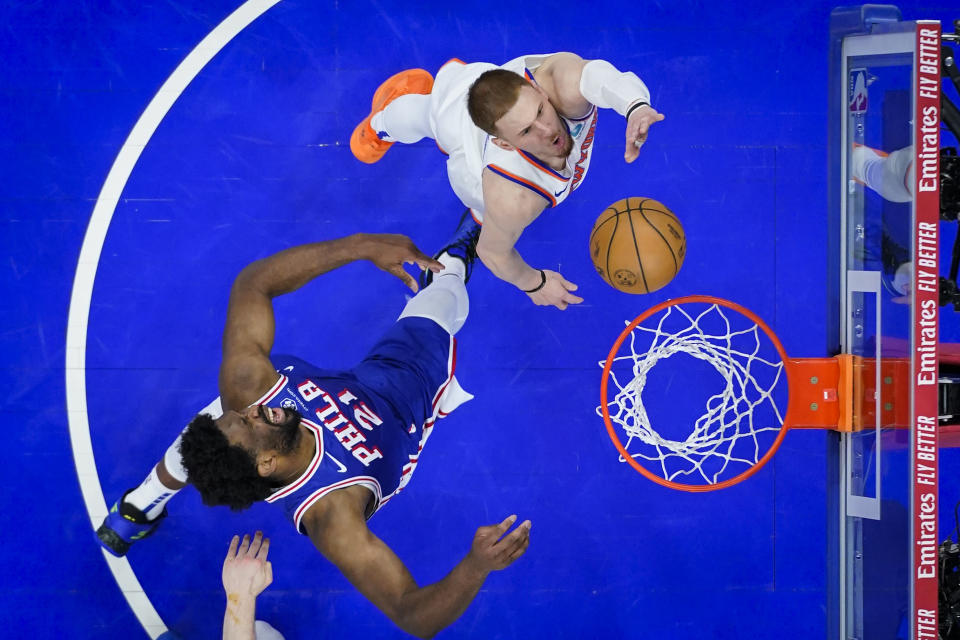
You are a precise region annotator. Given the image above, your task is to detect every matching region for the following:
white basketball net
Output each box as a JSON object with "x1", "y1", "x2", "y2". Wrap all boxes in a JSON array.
[{"x1": 598, "y1": 302, "x2": 788, "y2": 486}]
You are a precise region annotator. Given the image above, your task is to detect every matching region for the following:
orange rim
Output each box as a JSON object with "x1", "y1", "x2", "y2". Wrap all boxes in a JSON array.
[{"x1": 600, "y1": 295, "x2": 793, "y2": 492}]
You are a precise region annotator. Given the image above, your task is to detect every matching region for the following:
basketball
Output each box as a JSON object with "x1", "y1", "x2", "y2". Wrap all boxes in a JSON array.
[{"x1": 589, "y1": 197, "x2": 685, "y2": 294}]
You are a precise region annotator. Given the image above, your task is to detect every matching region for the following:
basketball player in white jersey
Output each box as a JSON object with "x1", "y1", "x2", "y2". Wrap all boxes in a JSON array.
[{"x1": 351, "y1": 52, "x2": 664, "y2": 310}]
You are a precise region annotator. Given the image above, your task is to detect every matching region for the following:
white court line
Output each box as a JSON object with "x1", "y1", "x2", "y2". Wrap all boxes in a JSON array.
[{"x1": 65, "y1": 1, "x2": 281, "y2": 637}]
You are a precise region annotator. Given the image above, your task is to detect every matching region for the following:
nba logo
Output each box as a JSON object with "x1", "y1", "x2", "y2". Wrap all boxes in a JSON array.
[{"x1": 848, "y1": 69, "x2": 868, "y2": 114}]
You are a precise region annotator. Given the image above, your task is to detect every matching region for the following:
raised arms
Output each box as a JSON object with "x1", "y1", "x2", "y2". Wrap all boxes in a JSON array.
[
  {"x1": 539, "y1": 52, "x2": 665, "y2": 162},
  {"x1": 478, "y1": 169, "x2": 585, "y2": 310},
  {"x1": 218, "y1": 233, "x2": 441, "y2": 410}
]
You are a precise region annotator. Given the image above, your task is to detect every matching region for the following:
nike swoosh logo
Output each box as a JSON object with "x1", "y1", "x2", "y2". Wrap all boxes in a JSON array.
[
  {"x1": 554, "y1": 186, "x2": 567, "y2": 197},
  {"x1": 283, "y1": 366, "x2": 294, "y2": 372},
  {"x1": 326, "y1": 453, "x2": 348, "y2": 473}
]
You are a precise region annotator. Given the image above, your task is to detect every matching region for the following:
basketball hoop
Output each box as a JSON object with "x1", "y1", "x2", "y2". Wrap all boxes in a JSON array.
[{"x1": 598, "y1": 295, "x2": 859, "y2": 492}]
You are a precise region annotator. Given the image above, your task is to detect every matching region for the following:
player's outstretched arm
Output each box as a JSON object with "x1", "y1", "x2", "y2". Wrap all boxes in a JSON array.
[
  {"x1": 219, "y1": 234, "x2": 441, "y2": 408},
  {"x1": 478, "y1": 169, "x2": 583, "y2": 310},
  {"x1": 540, "y1": 52, "x2": 663, "y2": 162},
  {"x1": 222, "y1": 531, "x2": 273, "y2": 640},
  {"x1": 303, "y1": 493, "x2": 531, "y2": 639}
]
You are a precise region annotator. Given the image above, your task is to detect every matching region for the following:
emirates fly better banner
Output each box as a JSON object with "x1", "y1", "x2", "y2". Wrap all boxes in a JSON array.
[{"x1": 912, "y1": 20, "x2": 940, "y2": 640}]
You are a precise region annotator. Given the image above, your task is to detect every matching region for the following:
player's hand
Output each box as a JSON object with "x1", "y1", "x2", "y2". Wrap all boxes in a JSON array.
[
  {"x1": 360, "y1": 233, "x2": 443, "y2": 293},
  {"x1": 222, "y1": 532, "x2": 273, "y2": 599},
  {"x1": 527, "y1": 269, "x2": 584, "y2": 310},
  {"x1": 465, "y1": 514, "x2": 532, "y2": 573},
  {"x1": 624, "y1": 105, "x2": 665, "y2": 163}
]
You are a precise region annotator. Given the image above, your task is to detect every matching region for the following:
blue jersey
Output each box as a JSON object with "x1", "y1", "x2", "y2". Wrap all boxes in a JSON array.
[{"x1": 259, "y1": 317, "x2": 470, "y2": 534}]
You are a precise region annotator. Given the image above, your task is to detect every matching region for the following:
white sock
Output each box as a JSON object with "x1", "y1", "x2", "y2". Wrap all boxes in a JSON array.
[
  {"x1": 125, "y1": 465, "x2": 179, "y2": 520},
  {"x1": 852, "y1": 145, "x2": 914, "y2": 203},
  {"x1": 163, "y1": 431, "x2": 191, "y2": 483},
  {"x1": 399, "y1": 263, "x2": 469, "y2": 334},
  {"x1": 370, "y1": 93, "x2": 433, "y2": 144},
  {"x1": 437, "y1": 251, "x2": 466, "y2": 279},
  {"x1": 255, "y1": 620, "x2": 286, "y2": 640}
]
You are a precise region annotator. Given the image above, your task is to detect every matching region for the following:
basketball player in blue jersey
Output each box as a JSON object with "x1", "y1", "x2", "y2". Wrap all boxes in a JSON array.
[
  {"x1": 97, "y1": 226, "x2": 532, "y2": 638},
  {"x1": 351, "y1": 52, "x2": 664, "y2": 310}
]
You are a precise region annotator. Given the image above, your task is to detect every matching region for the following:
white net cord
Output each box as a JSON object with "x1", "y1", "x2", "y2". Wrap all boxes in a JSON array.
[{"x1": 598, "y1": 303, "x2": 788, "y2": 485}]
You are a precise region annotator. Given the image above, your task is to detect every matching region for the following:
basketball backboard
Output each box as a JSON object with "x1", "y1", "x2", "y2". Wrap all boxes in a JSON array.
[{"x1": 830, "y1": 8, "x2": 944, "y2": 639}]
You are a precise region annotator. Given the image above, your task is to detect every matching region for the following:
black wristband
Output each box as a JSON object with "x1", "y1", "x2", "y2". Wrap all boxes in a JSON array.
[
  {"x1": 522, "y1": 269, "x2": 547, "y2": 293},
  {"x1": 625, "y1": 101, "x2": 650, "y2": 121}
]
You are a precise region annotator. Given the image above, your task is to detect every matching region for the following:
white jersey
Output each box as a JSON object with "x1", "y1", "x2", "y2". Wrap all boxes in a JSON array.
[{"x1": 428, "y1": 54, "x2": 599, "y2": 220}]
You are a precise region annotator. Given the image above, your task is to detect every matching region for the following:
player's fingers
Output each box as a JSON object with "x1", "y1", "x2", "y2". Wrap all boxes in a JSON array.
[
  {"x1": 265, "y1": 562, "x2": 273, "y2": 585},
  {"x1": 504, "y1": 524, "x2": 532, "y2": 559},
  {"x1": 507, "y1": 535, "x2": 531, "y2": 563},
  {"x1": 496, "y1": 520, "x2": 531, "y2": 547},
  {"x1": 624, "y1": 139, "x2": 639, "y2": 163},
  {"x1": 493, "y1": 514, "x2": 518, "y2": 537},
  {"x1": 237, "y1": 533, "x2": 251, "y2": 555},
  {"x1": 496, "y1": 523, "x2": 531, "y2": 562},
  {"x1": 390, "y1": 265, "x2": 419, "y2": 293},
  {"x1": 413, "y1": 255, "x2": 444, "y2": 273},
  {"x1": 408, "y1": 245, "x2": 432, "y2": 262},
  {"x1": 247, "y1": 531, "x2": 263, "y2": 555},
  {"x1": 256, "y1": 537, "x2": 270, "y2": 561},
  {"x1": 640, "y1": 112, "x2": 664, "y2": 129},
  {"x1": 564, "y1": 292, "x2": 584, "y2": 304},
  {"x1": 561, "y1": 278, "x2": 578, "y2": 291},
  {"x1": 226, "y1": 535, "x2": 240, "y2": 559}
]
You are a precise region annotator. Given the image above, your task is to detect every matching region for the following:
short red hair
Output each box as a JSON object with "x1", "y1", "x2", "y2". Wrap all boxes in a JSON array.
[{"x1": 467, "y1": 69, "x2": 528, "y2": 136}]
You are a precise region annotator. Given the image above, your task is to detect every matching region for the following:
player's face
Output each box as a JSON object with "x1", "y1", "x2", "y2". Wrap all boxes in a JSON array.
[
  {"x1": 494, "y1": 85, "x2": 573, "y2": 158},
  {"x1": 218, "y1": 404, "x2": 302, "y2": 455}
]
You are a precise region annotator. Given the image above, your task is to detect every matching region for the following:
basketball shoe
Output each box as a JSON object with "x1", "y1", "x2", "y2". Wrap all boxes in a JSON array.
[
  {"x1": 96, "y1": 489, "x2": 167, "y2": 557},
  {"x1": 419, "y1": 208, "x2": 481, "y2": 289},
  {"x1": 351, "y1": 69, "x2": 433, "y2": 164}
]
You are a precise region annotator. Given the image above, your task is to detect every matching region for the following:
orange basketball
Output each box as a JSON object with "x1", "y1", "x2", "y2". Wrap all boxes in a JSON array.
[{"x1": 589, "y1": 197, "x2": 685, "y2": 294}]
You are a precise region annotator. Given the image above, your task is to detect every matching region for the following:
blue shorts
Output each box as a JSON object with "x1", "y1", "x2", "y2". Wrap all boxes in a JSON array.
[{"x1": 351, "y1": 316, "x2": 454, "y2": 429}]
